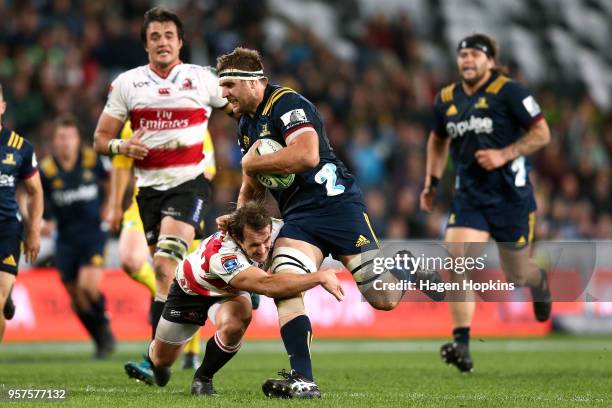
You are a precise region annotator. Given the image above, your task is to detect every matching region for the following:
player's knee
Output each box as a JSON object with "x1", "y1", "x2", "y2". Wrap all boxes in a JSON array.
[
  {"x1": 120, "y1": 253, "x2": 146, "y2": 275},
  {"x1": 369, "y1": 298, "x2": 399, "y2": 311},
  {"x1": 218, "y1": 320, "x2": 247, "y2": 345},
  {"x1": 152, "y1": 258, "x2": 176, "y2": 284}
]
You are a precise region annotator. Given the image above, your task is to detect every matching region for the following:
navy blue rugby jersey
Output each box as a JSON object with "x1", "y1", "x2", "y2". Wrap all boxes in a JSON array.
[
  {"x1": 432, "y1": 73, "x2": 544, "y2": 206},
  {"x1": 238, "y1": 84, "x2": 362, "y2": 216},
  {"x1": 39, "y1": 147, "x2": 109, "y2": 237},
  {"x1": 0, "y1": 127, "x2": 37, "y2": 222}
]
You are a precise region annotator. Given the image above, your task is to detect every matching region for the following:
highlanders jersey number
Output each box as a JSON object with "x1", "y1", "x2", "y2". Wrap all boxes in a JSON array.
[
  {"x1": 238, "y1": 85, "x2": 361, "y2": 216},
  {"x1": 432, "y1": 73, "x2": 544, "y2": 206},
  {"x1": 0, "y1": 127, "x2": 37, "y2": 221}
]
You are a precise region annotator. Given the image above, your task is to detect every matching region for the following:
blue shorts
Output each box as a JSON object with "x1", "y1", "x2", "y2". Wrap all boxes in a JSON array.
[
  {"x1": 0, "y1": 219, "x2": 23, "y2": 276},
  {"x1": 447, "y1": 195, "x2": 536, "y2": 248},
  {"x1": 55, "y1": 230, "x2": 107, "y2": 283},
  {"x1": 279, "y1": 201, "x2": 380, "y2": 258}
]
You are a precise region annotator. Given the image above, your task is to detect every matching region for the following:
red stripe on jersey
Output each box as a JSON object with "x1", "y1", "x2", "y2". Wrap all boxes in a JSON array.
[
  {"x1": 527, "y1": 114, "x2": 544, "y2": 128},
  {"x1": 21, "y1": 169, "x2": 38, "y2": 179},
  {"x1": 182, "y1": 260, "x2": 212, "y2": 296},
  {"x1": 134, "y1": 142, "x2": 204, "y2": 170},
  {"x1": 283, "y1": 123, "x2": 314, "y2": 140},
  {"x1": 200, "y1": 234, "x2": 223, "y2": 273},
  {"x1": 129, "y1": 108, "x2": 208, "y2": 131}
]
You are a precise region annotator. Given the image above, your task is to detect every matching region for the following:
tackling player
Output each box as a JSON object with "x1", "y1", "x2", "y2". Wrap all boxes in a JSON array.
[
  {"x1": 105, "y1": 121, "x2": 217, "y2": 370},
  {"x1": 138, "y1": 202, "x2": 343, "y2": 396},
  {"x1": 216, "y1": 47, "x2": 442, "y2": 398},
  {"x1": 93, "y1": 7, "x2": 234, "y2": 373},
  {"x1": 0, "y1": 83, "x2": 43, "y2": 342},
  {"x1": 39, "y1": 115, "x2": 115, "y2": 358},
  {"x1": 420, "y1": 33, "x2": 552, "y2": 373}
]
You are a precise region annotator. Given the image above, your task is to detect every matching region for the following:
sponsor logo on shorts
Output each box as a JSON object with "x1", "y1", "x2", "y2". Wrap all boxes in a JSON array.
[
  {"x1": 192, "y1": 199, "x2": 203, "y2": 222},
  {"x1": 355, "y1": 234, "x2": 371, "y2": 248},
  {"x1": 221, "y1": 255, "x2": 243, "y2": 275},
  {"x1": 2, "y1": 255, "x2": 17, "y2": 266},
  {"x1": 169, "y1": 309, "x2": 181, "y2": 317}
]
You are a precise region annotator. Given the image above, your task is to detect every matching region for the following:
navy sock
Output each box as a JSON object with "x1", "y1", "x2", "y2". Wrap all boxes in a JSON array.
[
  {"x1": 150, "y1": 300, "x2": 165, "y2": 339},
  {"x1": 453, "y1": 326, "x2": 470, "y2": 346},
  {"x1": 195, "y1": 332, "x2": 239, "y2": 380},
  {"x1": 280, "y1": 315, "x2": 313, "y2": 381}
]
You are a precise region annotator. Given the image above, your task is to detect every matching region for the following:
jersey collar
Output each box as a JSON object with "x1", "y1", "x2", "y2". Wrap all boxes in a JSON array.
[
  {"x1": 254, "y1": 84, "x2": 278, "y2": 117},
  {"x1": 460, "y1": 71, "x2": 498, "y2": 96},
  {"x1": 148, "y1": 60, "x2": 183, "y2": 81}
]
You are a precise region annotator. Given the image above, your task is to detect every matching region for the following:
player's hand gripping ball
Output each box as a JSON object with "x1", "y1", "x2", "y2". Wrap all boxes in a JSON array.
[{"x1": 255, "y1": 139, "x2": 295, "y2": 190}]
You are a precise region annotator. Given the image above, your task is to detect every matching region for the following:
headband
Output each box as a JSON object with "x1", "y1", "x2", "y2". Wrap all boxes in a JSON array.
[
  {"x1": 457, "y1": 35, "x2": 494, "y2": 58},
  {"x1": 218, "y1": 69, "x2": 266, "y2": 81}
]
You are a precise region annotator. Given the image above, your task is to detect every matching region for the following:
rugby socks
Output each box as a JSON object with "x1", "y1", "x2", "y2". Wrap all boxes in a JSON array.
[
  {"x1": 130, "y1": 262, "x2": 156, "y2": 297},
  {"x1": 280, "y1": 315, "x2": 314, "y2": 381},
  {"x1": 184, "y1": 330, "x2": 201, "y2": 354},
  {"x1": 453, "y1": 326, "x2": 470, "y2": 347},
  {"x1": 75, "y1": 294, "x2": 110, "y2": 346},
  {"x1": 150, "y1": 297, "x2": 166, "y2": 339},
  {"x1": 195, "y1": 331, "x2": 240, "y2": 380}
]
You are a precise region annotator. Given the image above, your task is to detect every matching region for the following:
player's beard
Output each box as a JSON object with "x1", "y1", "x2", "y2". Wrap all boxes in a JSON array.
[{"x1": 460, "y1": 66, "x2": 490, "y2": 87}]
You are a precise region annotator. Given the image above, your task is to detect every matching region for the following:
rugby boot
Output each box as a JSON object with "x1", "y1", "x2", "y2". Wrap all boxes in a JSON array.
[
  {"x1": 262, "y1": 369, "x2": 321, "y2": 399},
  {"x1": 440, "y1": 342, "x2": 473, "y2": 373}
]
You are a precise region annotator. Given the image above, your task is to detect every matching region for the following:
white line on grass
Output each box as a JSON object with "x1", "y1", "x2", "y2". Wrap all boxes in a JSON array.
[{"x1": 0, "y1": 339, "x2": 610, "y2": 355}]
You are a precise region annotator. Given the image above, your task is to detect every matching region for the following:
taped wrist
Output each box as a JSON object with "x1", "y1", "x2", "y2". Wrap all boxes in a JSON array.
[{"x1": 108, "y1": 139, "x2": 124, "y2": 155}]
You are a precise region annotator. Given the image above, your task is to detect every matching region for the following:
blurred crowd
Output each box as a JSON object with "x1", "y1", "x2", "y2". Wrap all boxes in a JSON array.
[{"x1": 1, "y1": 0, "x2": 610, "y2": 240}]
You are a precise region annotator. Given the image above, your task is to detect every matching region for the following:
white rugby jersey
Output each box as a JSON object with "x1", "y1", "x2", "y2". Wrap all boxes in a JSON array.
[
  {"x1": 176, "y1": 219, "x2": 283, "y2": 297},
  {"x1": 103, "y1": 63, "x2": 227, "y2": 190}
]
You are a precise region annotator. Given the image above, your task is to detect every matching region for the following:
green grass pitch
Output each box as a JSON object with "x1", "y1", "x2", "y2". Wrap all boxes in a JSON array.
[{"x1": 1, "y1": 337, "x2": 611, "y2": 407}]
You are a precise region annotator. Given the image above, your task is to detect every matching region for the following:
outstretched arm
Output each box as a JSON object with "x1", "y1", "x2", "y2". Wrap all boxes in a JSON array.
[{"x1": 229, "y1": 266, "x2": 344, "y2": 301}]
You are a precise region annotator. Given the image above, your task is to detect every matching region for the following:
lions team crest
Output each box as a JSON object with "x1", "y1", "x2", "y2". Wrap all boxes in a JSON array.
[{"x1": 220, "y1": 255, "x2": 243, "y2": 275}]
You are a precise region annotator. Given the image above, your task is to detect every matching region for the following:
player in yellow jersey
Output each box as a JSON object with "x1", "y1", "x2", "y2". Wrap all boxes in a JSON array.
[{"x1": 106, "y1": 121, "x2": 217, "y2": 369}]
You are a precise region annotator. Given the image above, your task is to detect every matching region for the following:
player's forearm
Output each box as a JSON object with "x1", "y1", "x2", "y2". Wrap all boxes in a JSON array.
[
  {"x1": 93, "y1": 131, "x2": 114, "y2": 156},
  {"x1": 424, "y1": 133, "x2": 450, "y2": 187},
  {"x1": 249, "y1": 147, "x2": 318, "y2": 174},
  {"x1": 237, "y1": 173, "x2": 265, "y2": 207},
  {"x1": 25, "y1": 185, "x2": 44, "y2": 234},
  {"x1": 259, "y1": 272, "x2": 323, "y2": 298},
  {"x1": 109, "y1": 167, "x2": 131, "y2": 209},
  {"x1": 502, "y1": 119, "x2": 551, "y2": 161}
]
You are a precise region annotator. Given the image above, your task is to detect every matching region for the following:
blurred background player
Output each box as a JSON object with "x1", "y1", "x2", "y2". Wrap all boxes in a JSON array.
[
  {"x1": 93, "y1": 7, "x2": 233, "y2": 375},
  {"x1": 39, "y1": 115, "x2": 114, "y2": 358},
  {"x1": 420, "y1": 33, "x2": 552, "y2": 373},
  {"x1": 0, "y1": 83, "x2": 43, "y2": 342},
  {"x1": 217, "y1": 47, "x2": 442, "y2": 398},
  {"x1": 143, "y1": 202, "x2": 343, "y2": 396},
  {"x1": 105, "y1": 120, "x2": 218, "y2": 369}
]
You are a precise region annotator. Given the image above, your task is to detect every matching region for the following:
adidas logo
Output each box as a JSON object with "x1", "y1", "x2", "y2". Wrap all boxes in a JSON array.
[
  {"x1": 446, "y1": 104, "x2": 458, "y2": 116},
  {"x1": 355, "y1": 235, "x2": 370, "y2": 248},
  {"x1": 2, "y1": 255, "x2": 17, "y2": 266}
]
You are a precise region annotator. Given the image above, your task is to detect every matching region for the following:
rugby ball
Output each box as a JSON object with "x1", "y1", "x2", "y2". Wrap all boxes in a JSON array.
[{"x1": 255, "y1": 139, "x2": 295, "y2": 190}]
